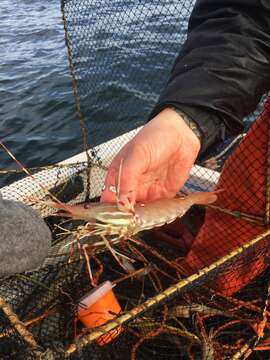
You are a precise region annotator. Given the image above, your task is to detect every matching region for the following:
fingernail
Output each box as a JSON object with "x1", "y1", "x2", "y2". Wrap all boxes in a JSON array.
[{"x1": 118, "y1": 194, "x2": 135, "y2": 213}]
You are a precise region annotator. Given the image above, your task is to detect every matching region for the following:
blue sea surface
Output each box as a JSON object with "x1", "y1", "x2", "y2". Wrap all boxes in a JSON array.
[
  {"x1": 0, "y1": 0, "x2": 77, "y2": 172},
  {"x1": 0, "y1": 0, "x2": 192, "y2": 185}
]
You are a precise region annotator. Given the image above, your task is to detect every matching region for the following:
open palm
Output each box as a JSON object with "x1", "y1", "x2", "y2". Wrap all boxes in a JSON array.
[{"x1": 101, "y1": 108, "x2": 200, "y2": 206}]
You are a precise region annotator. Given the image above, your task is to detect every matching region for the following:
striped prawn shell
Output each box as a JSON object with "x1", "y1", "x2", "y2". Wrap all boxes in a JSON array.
[
  {"x1": 132, "y1": 197, "x2": 190, "y2": 232},
  {"x1": 92, "y1": 197, "x2": 191, "y2": 236}
]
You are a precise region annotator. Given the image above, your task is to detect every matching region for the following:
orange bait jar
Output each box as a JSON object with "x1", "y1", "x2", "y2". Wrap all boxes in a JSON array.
[{"x1": 78, "y1": 281, "x2": 123, "y2": 345}]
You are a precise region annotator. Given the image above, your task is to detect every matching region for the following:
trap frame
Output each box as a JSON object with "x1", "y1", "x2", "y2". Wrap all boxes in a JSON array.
[{"x1": 1, "y1": 1, "x2": 270, "y2": 359}]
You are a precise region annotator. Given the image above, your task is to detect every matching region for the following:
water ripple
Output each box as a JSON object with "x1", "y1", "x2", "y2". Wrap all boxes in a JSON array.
[{"x1": 0, "y1": 0, "x2": 190, "y2": 188}]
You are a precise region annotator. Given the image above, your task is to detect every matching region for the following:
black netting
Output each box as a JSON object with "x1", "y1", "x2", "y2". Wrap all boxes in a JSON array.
[
  {"x1": 61, "y1": 0, "x2": 195, "y2": 147},
  {"x1": 1, "y1": 230, "x2": 270, "y2": 359}
]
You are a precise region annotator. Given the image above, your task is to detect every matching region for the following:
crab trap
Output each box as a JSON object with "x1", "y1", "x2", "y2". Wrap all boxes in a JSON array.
[{"x1": 1, "y1": 1, "x2": 270, "y2": 359}]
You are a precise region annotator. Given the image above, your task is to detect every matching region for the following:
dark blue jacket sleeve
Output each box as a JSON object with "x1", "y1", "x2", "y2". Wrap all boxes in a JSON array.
[{"x1": 150, "y1": 0, "x2": 270, "y2": 153}]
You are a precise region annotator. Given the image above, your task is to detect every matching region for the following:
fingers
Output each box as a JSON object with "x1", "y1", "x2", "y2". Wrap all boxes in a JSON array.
[
  {"x1": 100, "y1": 145, "x2": 146, "y2": 206},
  {"x1": 100, "y1": 167, "x2": 118, "y2": 203},
  {"x1": 101, "y1": 159, "x2": 140, "y2": 207}
]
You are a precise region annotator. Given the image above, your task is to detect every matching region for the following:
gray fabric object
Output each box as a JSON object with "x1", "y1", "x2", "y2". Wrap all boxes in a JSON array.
[{"x1": 0, "y1": 192, "x2": 51, "y2": 276}]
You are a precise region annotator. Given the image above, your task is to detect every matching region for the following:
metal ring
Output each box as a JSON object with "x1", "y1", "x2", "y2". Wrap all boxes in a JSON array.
[
  {"x1": 102, "y1": 185, "x2": 117, "y2": 193},
  {"x1": 108, "y1": 185, "x2": 117, "y2": 193}
]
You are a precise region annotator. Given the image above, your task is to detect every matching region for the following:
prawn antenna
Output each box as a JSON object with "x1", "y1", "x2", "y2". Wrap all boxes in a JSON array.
[
  {"x1": 0, "y1": 140, "x2": 68, "y2": 209},
  {"x1": 116, "y1": 158, "x2": 135, "y2": 214}
]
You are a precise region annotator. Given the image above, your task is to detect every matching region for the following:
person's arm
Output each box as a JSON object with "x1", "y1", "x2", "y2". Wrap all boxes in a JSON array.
[
  {"x1": 102, "y1": 0, "x2": 270, "y2": 205},
  {"x1": 150, "y1": 0, "x2": 270, "y2": 154}
]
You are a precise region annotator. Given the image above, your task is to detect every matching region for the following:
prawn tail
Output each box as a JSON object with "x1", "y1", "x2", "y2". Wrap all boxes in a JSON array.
[{"x1": 188, "y1": 190, "x2": 222, "y2": 206}]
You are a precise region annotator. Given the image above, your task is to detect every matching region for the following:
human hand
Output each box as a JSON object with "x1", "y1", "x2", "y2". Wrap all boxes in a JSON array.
[{"x1": 100, "y1": 108, "x2": 201, "y2": 208}]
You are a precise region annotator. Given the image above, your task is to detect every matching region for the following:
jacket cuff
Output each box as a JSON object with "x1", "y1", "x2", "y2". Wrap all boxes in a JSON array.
[{"x1": 149, "y1": 102, "x2": 226, "y2": 156}]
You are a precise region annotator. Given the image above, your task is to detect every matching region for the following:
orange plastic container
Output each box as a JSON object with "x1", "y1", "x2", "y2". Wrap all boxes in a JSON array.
[{"x1": 78, "y1": 281, "x2": 122, "y2": 345}]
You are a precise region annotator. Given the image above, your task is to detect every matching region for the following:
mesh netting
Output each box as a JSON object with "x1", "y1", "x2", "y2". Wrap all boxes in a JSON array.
[
  {"x1": 0, "y1": 1, "x2": 270, "y2": 359},
  {"x1": 61, "y1": 0, "x2": 195, "y2": 149}
]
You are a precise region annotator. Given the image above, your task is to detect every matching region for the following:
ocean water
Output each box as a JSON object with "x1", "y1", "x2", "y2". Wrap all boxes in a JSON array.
[
  {"x1": 0, "y1": 0, "x2": 77, "y2": 172},
  {"x1": 0, "y1": 0, "x2": 192, "y2": 186}
]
